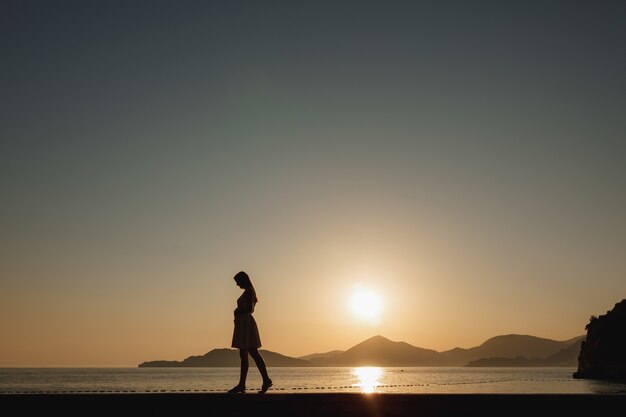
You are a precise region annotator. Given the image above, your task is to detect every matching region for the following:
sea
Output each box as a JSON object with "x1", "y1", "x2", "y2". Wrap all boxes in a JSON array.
[{"x1": 2, "y1": 367, "x2": 626, "y2": 394}]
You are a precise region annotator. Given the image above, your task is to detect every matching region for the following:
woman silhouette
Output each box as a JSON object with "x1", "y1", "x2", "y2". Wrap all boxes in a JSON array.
[{"x1": 228, "y1": 271, "x2": 273, "y2": 394}]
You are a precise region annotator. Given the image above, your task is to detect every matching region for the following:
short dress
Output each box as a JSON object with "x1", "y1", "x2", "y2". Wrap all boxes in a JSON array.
[{"x1": 231, "y1": 289, "x2": 262, "y2": 349}]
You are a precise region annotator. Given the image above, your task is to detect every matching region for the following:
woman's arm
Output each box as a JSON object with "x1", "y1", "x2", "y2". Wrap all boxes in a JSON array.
[{"x1": 234, "y1": 289, "x2": 255, "y2": 315}]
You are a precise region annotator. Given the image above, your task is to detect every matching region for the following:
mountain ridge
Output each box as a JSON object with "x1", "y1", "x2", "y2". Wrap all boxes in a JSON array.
[
  {"x1": 138, "y1": 333, "x2": 584, "y2": 367},
  {"x1": 465, "y1": 339, "x2": 584, "y2": 367},
  {"x1": 138, "y1": 348, "x2": 310, "y2": 368},
  {"x1": 438, "y1": 334, "x2": 585, "y2": 366}
]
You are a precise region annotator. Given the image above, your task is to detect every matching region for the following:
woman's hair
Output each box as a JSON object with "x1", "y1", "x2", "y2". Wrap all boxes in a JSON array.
[{"x1": 234, "y1": 271, "x2": 258, "y2": 302}]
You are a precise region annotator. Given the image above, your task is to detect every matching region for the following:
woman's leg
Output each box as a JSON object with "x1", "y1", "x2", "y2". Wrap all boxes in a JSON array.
[
  {"x1": 249, "y1": 348, "x2": 271, "y2": 384},
  {"x1": 237, "y1": 348, "x2": 249, "y2": 387}
]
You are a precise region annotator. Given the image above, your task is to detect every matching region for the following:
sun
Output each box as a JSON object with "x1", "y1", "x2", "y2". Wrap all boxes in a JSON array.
[{"x1": 348, "y1": 286, "x2": 383, "y2": 323}]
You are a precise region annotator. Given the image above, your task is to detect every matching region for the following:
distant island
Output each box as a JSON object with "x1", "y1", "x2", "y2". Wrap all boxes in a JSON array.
[{"x1": 139, "y1": 334, "x2": 584, "y2": 368}]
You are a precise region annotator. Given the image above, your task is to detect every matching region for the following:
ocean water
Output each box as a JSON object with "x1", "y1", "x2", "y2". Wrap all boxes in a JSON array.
[{"x1": 1, "y1": 367, "x2": 625, "y2": 394}]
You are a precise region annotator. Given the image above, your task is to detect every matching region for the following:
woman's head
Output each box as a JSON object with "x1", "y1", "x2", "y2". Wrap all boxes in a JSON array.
[{"x1": 233, "y1": 271, "x2": 253, "y2": 289}]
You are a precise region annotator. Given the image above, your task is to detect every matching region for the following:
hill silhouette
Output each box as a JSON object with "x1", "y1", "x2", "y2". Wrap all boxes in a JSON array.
[
  {"x1": 310, "y1": 335, "x2": 442, "y2": 366},
  {"x1": 298, "y1": 350, "x2": 344, "y2": 362},
  {"x1": 307, "y1": 334, "x2": 584, "y2": 367},
  {"x1": 439, "y1": 334, "x2": 581, "y2": 366},
  {"x1": 545, "y1": 338, "x2": 584, "y2": 365},
  {"x1": 139, "y1": 334, "x2": 584, "y2": 367},
  {"x1": 466, "y1": 339, "x2": 583, "y2": 367},
  {"x1": 139, "y1": 348, "x2": 311, "y2": 368}
]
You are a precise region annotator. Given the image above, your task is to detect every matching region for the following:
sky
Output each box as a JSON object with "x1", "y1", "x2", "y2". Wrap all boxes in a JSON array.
[{"x1": 1, "y1": 0, "x2": 625, "y2": 366}]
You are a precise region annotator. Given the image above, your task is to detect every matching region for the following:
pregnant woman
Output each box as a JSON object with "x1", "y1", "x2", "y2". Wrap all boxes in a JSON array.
[{"x1": 228, "y1": 271, "x2": 273, "y2": 394}]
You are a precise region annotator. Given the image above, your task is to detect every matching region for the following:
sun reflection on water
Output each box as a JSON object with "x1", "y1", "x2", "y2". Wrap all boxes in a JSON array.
[{"x1": 353, "y1": 367, "x2": 383, "y2": 393}]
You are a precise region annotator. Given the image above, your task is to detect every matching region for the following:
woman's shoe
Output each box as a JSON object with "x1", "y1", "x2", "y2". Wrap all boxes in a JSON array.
[
  {"x1": 228, "y1": 385, "x2": 245, "y2": 393},
  {"x1": 258, "y1": 379, "x2": 273, "y2": 394}
]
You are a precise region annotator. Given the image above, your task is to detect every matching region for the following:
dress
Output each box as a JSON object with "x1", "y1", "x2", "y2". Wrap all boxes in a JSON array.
[{"x1": 231, "y1": 288, "x2": 262, "y2": 349}]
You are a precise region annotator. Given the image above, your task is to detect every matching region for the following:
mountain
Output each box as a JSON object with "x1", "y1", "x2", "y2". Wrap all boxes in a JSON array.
[
  {"x1": 309, "y1": 335, "x2": 442, "y2": 366},
  {"x1": 308, "y1": 334, "x2": 584, "y2": 367},
  {"x1": 299, "y1": 350, "x2": 344, "y2": 361},
  {"x1": 439, "y1": 334, "x2": 582, "y2": 366},
  {"x1": 139, "y1": 348, "x2": 312, "y2": 368},
  {"x1": 465, "y1": 357, "x2": 544, "y2": 367},
  {"x1": 465, "y1": 339, "x2": 584, "y2": 367},
  {"x1": 545, "y1": 338, "x2": 584, "y2": 366},
  {"x1": 574, "y1": 299, "x2": 626, "y2": 380},
  {"x1": 139, "y1": 333, "x2": 585, "y2": 367}
]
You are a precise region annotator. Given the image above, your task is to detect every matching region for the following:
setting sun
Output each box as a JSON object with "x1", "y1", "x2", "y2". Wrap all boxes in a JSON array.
[{"x1": 348, "y1": 286, "x2": 384, "y2": 323}]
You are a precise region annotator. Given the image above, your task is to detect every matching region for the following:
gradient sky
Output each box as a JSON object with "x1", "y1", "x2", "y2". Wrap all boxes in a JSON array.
[{"x1": 2, "y1": 0, "x2": 625, "y2": 366}]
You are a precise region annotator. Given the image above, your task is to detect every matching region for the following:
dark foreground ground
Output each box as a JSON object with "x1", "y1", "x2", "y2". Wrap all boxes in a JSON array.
[{"x1": 2, "y1": 393, "x2": 625, "y2": 417}]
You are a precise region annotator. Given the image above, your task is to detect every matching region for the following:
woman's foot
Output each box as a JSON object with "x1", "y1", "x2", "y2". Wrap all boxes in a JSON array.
[
  {"x1": 258, "y1": 379, "x2": 273, "y2": 394},
  {"x1": 227, "y1": 385, "x2": 245, "y2": 393}
]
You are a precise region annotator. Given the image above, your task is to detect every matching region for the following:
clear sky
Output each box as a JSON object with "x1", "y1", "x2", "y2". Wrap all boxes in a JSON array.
[{"x1": 1, "y1": 0, "x2": 625, "y2": 366}]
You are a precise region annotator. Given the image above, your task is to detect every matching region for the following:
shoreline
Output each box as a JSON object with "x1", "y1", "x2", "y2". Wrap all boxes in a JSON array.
[{"x1": 2, "y1": 393, "x2": 625, "y2": 417}]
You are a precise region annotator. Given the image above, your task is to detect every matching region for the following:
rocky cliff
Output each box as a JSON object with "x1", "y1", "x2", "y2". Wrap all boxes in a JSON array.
[{"x1": 573, "y1": 299, "x2": 626, "y2": 380}]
